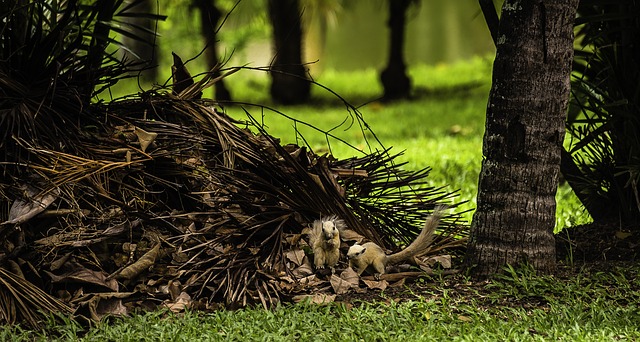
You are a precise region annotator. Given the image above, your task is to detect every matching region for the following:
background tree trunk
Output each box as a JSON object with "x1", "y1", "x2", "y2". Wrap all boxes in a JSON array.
[
  {"x1": 121, "y1": 0, "x2": 158, "y2": 83},
  {"x1": 193, "y1": 0, "x2": 231, "y2": 101},
  {"x1": 267, "y1": 0, "x2": 310, "y2": 104},
  {"x1": 466, "y1": 0, "x2": 579, "y2": 277},
  {"x1": 380, "y1": 0, "x2": 411, "y2": 101}
]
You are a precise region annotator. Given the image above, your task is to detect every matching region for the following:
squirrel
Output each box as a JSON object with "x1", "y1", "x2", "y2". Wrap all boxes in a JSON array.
[
  {"x1": 347, "y1": 206, "x2": 445, "y2": 279},
  {"x1": 309, "y1": 216, "x2": 344, "y2": 272}
]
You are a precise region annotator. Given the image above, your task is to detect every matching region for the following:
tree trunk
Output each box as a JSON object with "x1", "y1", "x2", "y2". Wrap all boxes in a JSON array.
[
  {"x1": 267, "y1": 0, "x2": 310, "y2": 104},
  {"x1": 380, "y1": 0, "x2": 411, "y2": 101},
  {"x1": 193, "y1": 0, "x2": 231, "y2": 101},
  {"x1": 121, "y1": 0, "x2": 158, "y2": 83},
  {"x1": 466, "y1": 0, "x2": 579, "y2": 277}
]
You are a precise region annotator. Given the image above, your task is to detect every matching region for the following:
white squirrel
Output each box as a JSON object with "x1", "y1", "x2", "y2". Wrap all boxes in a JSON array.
[
  {"x1": 347, "y1": 206, "x2": 445, "y2": 279},
  {"x1": 309, "y1": 215, "x2": 345, "y2": 272}
]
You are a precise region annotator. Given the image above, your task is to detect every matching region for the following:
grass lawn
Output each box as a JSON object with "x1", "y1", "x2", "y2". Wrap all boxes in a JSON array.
[
  {"x1": 4, "y1": 57, "x2": 617, "y2": 340},
  {"x1": 5, "y1": 264, "x2": 640, "y2": 341}
]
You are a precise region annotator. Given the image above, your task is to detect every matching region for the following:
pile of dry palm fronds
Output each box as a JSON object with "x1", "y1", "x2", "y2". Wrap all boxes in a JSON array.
[
  {"x1": 0, "y1": 0, "x2": 467, "y2": 328},
  {"x1": 2, "y1": 92, "x2": 467, "y2": 319}
]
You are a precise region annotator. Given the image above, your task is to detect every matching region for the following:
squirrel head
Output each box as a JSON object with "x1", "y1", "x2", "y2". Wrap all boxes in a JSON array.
[
  {"x1": 321, "y1": 220, "x2": 338, "y2": 240},
  {"x1": 347, "y1": 244, "x2": 366, "y2": 259}
]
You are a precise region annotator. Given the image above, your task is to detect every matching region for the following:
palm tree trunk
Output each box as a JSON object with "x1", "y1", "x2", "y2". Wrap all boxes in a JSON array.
[
  {"x1": 466, "y1": 0, "x2": 579, "y2": 277},
  {"x1": 122, "y1": 0, "x2": 159, "y2": 83},
  {"x1": 267, "y1": 0, "x2": 310, "y2": 104},
  {"x1": 194, "y1": 0, "x2": 231, "y2": 101},
  {"x1": 380, "y1": 0, "x2": 411, "y2": 101}
]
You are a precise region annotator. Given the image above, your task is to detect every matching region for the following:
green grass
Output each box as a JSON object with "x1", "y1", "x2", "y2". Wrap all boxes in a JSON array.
[{"x1": 5, "y1": 264, "x2": 640, "y2": 341}]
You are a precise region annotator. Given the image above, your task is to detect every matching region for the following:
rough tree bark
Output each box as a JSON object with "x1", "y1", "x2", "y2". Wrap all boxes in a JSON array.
[
  {"x1": 193, "y1": 0, "x2": 231, "y2": 101},
  {"x1": 267, "y1": 0, "x2": 310, "y2": 104},
  {"x1": 466, "y1": 0, "x2": 579, "y2": 277},
  {"x1": 380, "y1": 0, "x2": 411, "y2": 101}
]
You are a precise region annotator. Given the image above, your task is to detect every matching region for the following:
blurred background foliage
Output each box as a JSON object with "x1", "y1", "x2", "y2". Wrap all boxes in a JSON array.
[{"x1": 109, "y1": 0, "x2": 496, "y2": 99}]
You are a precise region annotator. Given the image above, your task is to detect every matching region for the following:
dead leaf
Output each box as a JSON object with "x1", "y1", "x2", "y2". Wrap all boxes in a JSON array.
[
  {"x1": 164, "y1": 292, "x2": 192, "y2": 313},
  {"x1": 307, "y1": 173, "x2": 326, "y2": 193},
  {"x1": 50, "y1": 252, "x2": 73, "y2": 271},
  {"x1": 615, "y1": 231, "x2": 632, "y2": 240},
  {"x1": 47, "y1": 267, "x2": 118, "y2": 291},
  {"x1": 362, "y1": 279, "x2": 388, "y2": 291},
  {"x1": 116, "y1": 243, "x2": 161, "y2": 280},
  {"x1": 103, "y1": 219, "x2": 140, "y2": 237},
  {"x1": 340, "y1": 229, "x2": 365, "y2": 243},
  {"x1": 339, "y1": 267, "x2": 360, "y2": 287},
  {"x1": 158, "y1": 280, "x2": 182, "y2": 300},
  {"x1": 292, "y1": 293, "x2": 336, "y2": 304},
  {"x1": 330, "y1": 168, "x2": 368, "y2": 178},
  {"x1": 171, "y1": 52, "x2": 197, "y2": 97},
  {"x1": 4, "y1": 186, "x2": 59, "y2": 225},
  {"x1": 424, "y1": 255, "x2": 452, "y2": 269},
  {"x1": 292, "y1": 263, "x2": 314, "y2": 278},
  {"x1": 134, "y1": 127, "x2": 158, "y2": 153},
  {"x1": 389, "y1": 278, "x2": 406, "y2": 288},
  {"x1": 298, "y1": 274, "x2": 324, "y2": 287},
  {"x1": 286, "y1": 233, "x2": 303, "y2": 246},
  {"x1": 76, "y1": 292, "x2": 132, "y2": 321},
  {"x1": 330, "y1": 274, "x2": 352, "y2": 295},
  {"x1": 285, "y1": 249, "x2": 306, "y2": 266},
  {"x1": 416, "y1": 260, "x2": 433, "y2": 273},
  {"x1": 91, "y1": 298, "x2": 127, "y2": 320}
]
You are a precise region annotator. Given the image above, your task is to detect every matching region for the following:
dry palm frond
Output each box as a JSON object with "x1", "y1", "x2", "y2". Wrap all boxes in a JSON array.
[
  {"x1": 0, "y1": 0, "x2": 468, "y2": 322},
  {"x1": 0, "y1": 0, "x2": 165, "y2": 158},
  {"x1": 0, "y1": 85, "x2": 468, "y2": 312},
  {"x1": 0, "y1": 267, "x2": 72, "y2": 328}
]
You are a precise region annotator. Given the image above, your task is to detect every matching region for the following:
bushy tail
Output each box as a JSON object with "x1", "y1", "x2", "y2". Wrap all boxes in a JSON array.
[
  {"x1": 387, "y1": 205, "x2": 446, "y2": 265},
  {"x1": 308, "y1": 219, "x2": 323, "y2": 246}
]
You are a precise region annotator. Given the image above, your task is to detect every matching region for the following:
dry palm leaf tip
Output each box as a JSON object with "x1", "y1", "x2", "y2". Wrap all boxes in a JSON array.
[{"x1": 0, "y1": 52, "x2": 467, "y2": 326}]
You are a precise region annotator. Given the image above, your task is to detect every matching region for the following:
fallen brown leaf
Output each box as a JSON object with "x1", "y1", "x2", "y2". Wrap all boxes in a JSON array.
[
  {"x1": 330, "y1": 274, "x2": 352, "y2": 295},
  {"x1": 164, "y1": 291, "x2": 192, "y2": 313},
  {"x1": 3, "y1": 185, "x2": 59, "y2": 225},
  {"x1": 339, "y1": 267, "x2": 360, "y2": 287},
  {"x1": 362, "y1": 279, "x2": 388, "y2": 291},
  {"x1": 340, "y1": 229, "x2": 365, "y2": 243},
  {"x1": 46, "y1": 266, "x2": 118, "y2": 292},
  {"x1": 292, "y1": 293, "x2": 336, "y2": 304},
  {"x1": 115, "y1": 243, "x2": 161, "y2": 280},
  {"x1": 285, "y1": 249, "x2": 306, "y2": 266}
]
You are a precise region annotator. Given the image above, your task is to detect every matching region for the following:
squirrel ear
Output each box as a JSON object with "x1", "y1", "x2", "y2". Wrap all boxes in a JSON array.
[{"x1": 361, "y1": 247, "x2": 366, "y2": 254}]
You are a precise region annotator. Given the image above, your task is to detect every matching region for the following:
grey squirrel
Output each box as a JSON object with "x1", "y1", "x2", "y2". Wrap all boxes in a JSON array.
[
  {"x1": 309, "y1": 216, "x2": 344, "y2": 272},
  {"x1": 347, "y1": 206, "x2": 445, "y2": 279}
]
